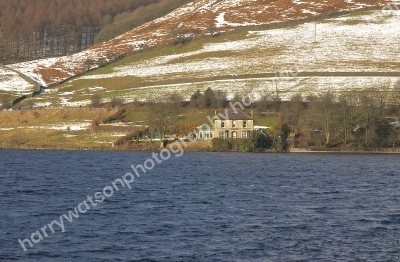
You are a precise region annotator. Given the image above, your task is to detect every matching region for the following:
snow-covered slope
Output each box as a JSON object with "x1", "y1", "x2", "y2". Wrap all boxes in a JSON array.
[
  {"x1": 0, "y1": 66, "x2": 35, "y2": 96},
  {"x1": 80, "y1": 10, "x2": 400, "y2": 80},
  {"x1": 26, "y1": 8, "x2": 400, "y2": 106},
  {"x1": 6, "y1": 0, "x2": 391, "y2": 87}
]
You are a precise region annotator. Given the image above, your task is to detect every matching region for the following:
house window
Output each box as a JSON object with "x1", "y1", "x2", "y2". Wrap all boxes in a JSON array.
[
  {"x1": 232, "y1": 120, "x2": 236, "y2": 128},
  {"x1": 210, "y1": 133, "x2": 213, "y2": 138},
  {"x1": 232, "y1": 131, "x2": 237, "y2": 138},
  {"x1": 219, "y1": 131, "x2": 226, "y2": 138},
  {"x1": 243, "y1": 121, "x2": 247, "y2": 128},
  {"x1": 221, "y1": 121, "x2": 225, "y2": 128},
  {"x1": 241, "y1": 131, "x2": 248, "y2": 138}
]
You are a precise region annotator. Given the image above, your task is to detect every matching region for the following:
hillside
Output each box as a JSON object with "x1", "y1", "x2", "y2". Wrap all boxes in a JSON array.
[
  {"x1": 5, "y1": 0, "x2": 389, "y2": 88},
  {"x1": 5, "y1": 6, "x2": 398, "y2": 107}
]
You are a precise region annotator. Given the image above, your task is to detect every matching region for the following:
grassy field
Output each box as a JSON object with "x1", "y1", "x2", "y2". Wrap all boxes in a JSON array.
[
  {"x1": 0, "y1": 108, "x2": 114, "y2": 149},
  {"x1": 0, "y1": 108, "x2": 112, "y2": 127},
  {"x1": 0, "y1": 105, "x2": 279, "y2": 150}
]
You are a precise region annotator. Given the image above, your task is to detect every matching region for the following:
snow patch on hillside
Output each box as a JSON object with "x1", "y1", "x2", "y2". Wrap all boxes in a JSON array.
[
  {"x1": 0, "y1": 67, "x2": 35, "y2": 94},
  {"x1": 9, "y1": 58, "x2": 58, "y2": 85},
  {"x1": 215, "y1": 12, "x2": 261, "y2": 27},
  {"x1": 3, "y1": 0, "x2": 387, "y2": 86},
  {"x1": 118, "y1": 76, "x2": 400, "y2": 102},
  {"x1": 25, "y1": 122, "x2": 89, "y2": 131},
  {"x1": 78, "y1": 9, "x2": 400, "y2": 83}
]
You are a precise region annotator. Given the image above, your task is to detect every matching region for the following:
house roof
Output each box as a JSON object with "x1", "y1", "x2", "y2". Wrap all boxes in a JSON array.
[{"x1": 213, "y1": 108, "x2": 252, "y2": 120}]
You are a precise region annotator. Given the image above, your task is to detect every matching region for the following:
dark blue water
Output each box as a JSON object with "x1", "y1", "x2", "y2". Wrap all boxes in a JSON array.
[{"x1": 1, "y1": 149, "x2": 400, "y2": 261}]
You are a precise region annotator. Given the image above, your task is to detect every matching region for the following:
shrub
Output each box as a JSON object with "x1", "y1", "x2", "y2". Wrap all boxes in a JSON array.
[
  {"x1": 33, "y1": 111, "x2": 41, "y2": 119},
  {"x1": 103, "y1": 108, "x2": 126, "y2": 123},
  {"x1": 211, "y1": 138, "x2": 231, "y2": 152},
  {"x1": 252, "y1": 131, "x2": 273, "y2": 151},
  {"x1": 238, "y1": 138, "x2": 254, "y2": 152}
]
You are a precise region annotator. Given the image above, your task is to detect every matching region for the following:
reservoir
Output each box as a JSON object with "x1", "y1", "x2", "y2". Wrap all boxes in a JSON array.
[{"x1": 1, "y1": 150, "x2": 399, "y2": 261}]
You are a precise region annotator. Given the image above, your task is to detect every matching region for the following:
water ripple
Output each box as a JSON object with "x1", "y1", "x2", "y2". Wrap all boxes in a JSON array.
[{"x1": 1, "y1": 150, "x2": 400, "y2": 261}]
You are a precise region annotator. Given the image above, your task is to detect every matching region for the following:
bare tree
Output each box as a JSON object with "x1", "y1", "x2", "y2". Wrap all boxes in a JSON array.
[
  {"x1": 257, "y1": 91, "x2": 281, "y2": 114},
  {"x1": 91, "y1": 93, "x2": 102, "y2": 108},
  {"x1": 148, "y1": 102, "x2": 179, "y2": 148},
  {"x1": 357, "y1": 89, "x2": 380, "y2": 146},
  {"x1": 109, "y1": 96, "x2": 124, "y2": 108},
  {"x1": 168, "y1": 92, "x2": 184, "y2": 106},
  {"x1": 280, "y1": 93, "x2": 304, "y2": 131},
  {"x1": 309, "y1": 91, "x2": 337, "y2": 147},
  {"x1": 215, "y1": 90, "x2": 228, "y2": 108},
  {"x1": 337, "y1": 91, "x2": 359, "y2": 146},
  {"x1": 389, "y1": 126, "x2": 400, "y2": 148}
]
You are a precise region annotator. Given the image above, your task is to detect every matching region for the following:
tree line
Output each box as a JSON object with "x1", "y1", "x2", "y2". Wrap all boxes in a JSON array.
[
  {"x1": 88, "y1": 84, "x2": 400, "y2": 150},
  {"x1": 285, "y1": 88, "x2": 400, "y2": 149},
  {"x1": 94, "y1": 0, "x2": 193, "y2": 43},
  {"x1": 159, "y1": 86, "x2": 400, "y2": 150},
  {"x1": 0, "y1": 0, "x2": 192, "y2": 64}
]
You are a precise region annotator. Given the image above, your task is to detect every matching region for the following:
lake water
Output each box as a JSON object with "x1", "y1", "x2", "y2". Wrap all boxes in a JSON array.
[{"x1": 1, "y1": 149, "x2": 400, "y2": 261}]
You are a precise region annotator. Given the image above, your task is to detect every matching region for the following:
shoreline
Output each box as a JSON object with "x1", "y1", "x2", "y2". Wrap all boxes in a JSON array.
[
  {"x1": 289, "y1": 147, "x2": 400, "y2": 154},
  {"x1": 2, "y1": 144, "x2": 400, "y2": 154}
]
